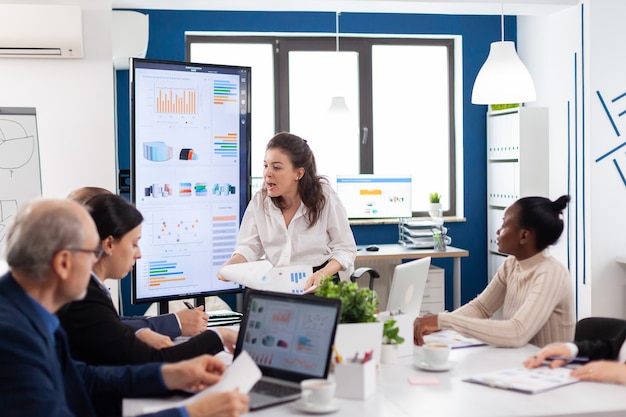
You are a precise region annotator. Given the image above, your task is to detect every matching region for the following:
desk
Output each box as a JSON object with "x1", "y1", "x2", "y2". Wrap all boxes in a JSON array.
[
  {"x1": 124, "y1": 345, "x2": 626, "y2": 417},
  {"x1": 356, "y1": 244, "x2": 469, "y2": 309}
]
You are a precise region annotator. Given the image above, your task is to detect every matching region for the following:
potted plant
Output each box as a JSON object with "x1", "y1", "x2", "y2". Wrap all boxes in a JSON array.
[
  {"x1": 381, "y1": 318, "x2": 405, "y2": 364},
  {"x1": 315, "y1": 277, "x2": 378, "y2": 324},
  {"x1": 315, "y1": 277, "x2": 383, "y2": 363},
  {"x1": 428, "y1": 192, "x2": 443, "y2": 218}
]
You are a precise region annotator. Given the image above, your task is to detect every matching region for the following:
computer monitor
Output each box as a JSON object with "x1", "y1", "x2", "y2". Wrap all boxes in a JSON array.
[
  {"x1": 336, "y1": 174, "x2": 412, "y2": 219},
  {"x1": 130, "y1": 58, "x2": 250, "y2": 305}
]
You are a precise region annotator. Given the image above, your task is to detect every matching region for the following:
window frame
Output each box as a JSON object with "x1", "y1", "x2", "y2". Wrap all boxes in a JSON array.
[{"x1": 186, "y1": 34, "x2": 458, "y2": 218}]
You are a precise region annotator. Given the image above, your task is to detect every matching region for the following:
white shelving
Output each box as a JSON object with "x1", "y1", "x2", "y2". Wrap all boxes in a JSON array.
[
  {"x1": 420, "y1": 265, "x2": 445, "y2": 315},
  {"x1": 486, "y1": 107, "x2": 549, "y2": 280}
]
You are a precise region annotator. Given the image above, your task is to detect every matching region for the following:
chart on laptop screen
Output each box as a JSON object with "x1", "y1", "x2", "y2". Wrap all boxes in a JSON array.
[
  {"x1": 336, "y1": 174, "x2": 412, "y2": 219},
  {"x1": 242, "y1": 296, "x2": 336, "y2": 378}
]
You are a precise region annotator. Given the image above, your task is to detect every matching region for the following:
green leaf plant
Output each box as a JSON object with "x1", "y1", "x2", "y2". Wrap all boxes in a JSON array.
[
  {"x1": 382, "y1": 318, "x2": 405, "y2": 345},
  {"x1": 315, "y1": 277, "x2": 379, "y2": 324}
]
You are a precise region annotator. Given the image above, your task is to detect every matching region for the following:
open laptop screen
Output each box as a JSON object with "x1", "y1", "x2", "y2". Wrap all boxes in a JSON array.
[{"x1": 234, "y1": 290, "x2": 342, "y2": 382}]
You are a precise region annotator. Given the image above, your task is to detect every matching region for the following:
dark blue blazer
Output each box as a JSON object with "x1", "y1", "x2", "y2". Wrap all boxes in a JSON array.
[
  {"x1": 57, "y1": 276, "x2": 223, "y2": 366},
  {"x1": 0, "y1": 272, "x2": 180, "y2": 417},
  {"x1": 122, "y1": 313, "x2": 181, "y2": 338}
]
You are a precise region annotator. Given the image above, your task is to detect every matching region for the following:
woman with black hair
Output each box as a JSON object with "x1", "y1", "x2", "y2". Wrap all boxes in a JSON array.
[
  {"x1": 414, "y1": 195, "x2": 574, "y2": 348},
  {"x1": 58, "y1": 194, "x2": 236, "y2": 366},
  {"x1": 218, "y1": 132, "x2": 356, "y2": 290}
]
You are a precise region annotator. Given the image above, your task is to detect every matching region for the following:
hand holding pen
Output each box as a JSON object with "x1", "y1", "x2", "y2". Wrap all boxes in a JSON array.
[{"x1": 176, "y1": 302, "x2": 209, "y2": 336}]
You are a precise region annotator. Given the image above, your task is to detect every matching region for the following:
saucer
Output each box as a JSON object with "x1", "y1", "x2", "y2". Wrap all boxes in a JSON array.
[
  {"x1": 414, "y1": 360, "x2": 456, "y2": 372},
  {"x1": 293, "y1": 399, "x2": 340, "y2": 414}
]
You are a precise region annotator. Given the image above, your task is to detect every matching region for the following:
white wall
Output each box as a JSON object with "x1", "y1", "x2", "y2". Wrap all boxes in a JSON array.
[
  {"x1": 520, "y1": 0, "x2": 626, "y2": 319},
  {"x1": 0, "y1": 0, "x2": 116, "y2": 198}
]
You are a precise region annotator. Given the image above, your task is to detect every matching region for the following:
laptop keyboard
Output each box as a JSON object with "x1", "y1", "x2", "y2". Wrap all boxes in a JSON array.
[{"x1": 252, "y1": 380, "x2": 301, "y2": 397}]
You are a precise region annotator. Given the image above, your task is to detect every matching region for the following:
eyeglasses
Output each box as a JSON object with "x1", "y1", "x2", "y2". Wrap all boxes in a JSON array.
[{"x1": 66, "y1": 246, "x2": 104, "y2": 259}]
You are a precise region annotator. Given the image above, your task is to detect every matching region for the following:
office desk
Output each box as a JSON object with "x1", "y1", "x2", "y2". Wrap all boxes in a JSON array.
[
  {"x1": 356, "y1": 244, "x2": 469, "y2": 309},
  {"x1": 124, "y1": 345, "x2": 626, "y2": 417}
]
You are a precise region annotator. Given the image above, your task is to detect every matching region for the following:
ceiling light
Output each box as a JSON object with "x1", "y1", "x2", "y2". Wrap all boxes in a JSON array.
[{"x1": 471, "y1": 5, "x2": 536, "y2": 105}]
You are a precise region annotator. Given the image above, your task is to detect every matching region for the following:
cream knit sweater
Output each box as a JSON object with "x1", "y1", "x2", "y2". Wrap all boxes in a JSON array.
[{"x1": 437, "y1": 251, "x2": 574, "y2": 348}]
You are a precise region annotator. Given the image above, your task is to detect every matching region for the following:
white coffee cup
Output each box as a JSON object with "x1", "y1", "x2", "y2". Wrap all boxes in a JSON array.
[
  {"x1": 422, "y1": 343, "x2": 451, "y2": 367},
  {"x1": 300, "y1": 378, "x2": 336, "y2": 407}
]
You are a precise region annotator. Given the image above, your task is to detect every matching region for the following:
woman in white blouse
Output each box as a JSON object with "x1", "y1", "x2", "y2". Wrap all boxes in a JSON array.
[{"x1": 219, "y1": 132, "x2": 356, "y2": 290}]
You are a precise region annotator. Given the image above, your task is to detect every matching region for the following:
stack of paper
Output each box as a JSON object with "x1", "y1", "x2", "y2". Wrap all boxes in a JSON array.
[
  {"x1": 218, "y1": 261, "x2": 314, "y2": 295},
  {"x1": 207, "y1": 310, "x2": 243, "y2": 327},
  {"x1": 423, "y1": 329, "x2": 486, "y2": 349}
]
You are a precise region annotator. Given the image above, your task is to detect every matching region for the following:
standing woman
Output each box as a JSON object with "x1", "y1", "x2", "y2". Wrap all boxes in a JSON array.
[
  {"x1": 414, "y1": 195, "x2": 574, "y2": 348},
  {"x1": 58, "y1": 194, "x2": 236, "y2": 367},
  {"x1": 219, "y1": 132, "x2": 356, "y2": 290}
]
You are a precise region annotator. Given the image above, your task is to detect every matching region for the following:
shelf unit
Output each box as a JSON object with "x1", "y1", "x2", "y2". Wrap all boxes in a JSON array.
[
  {"x1": 420, "y1": 265, "x2": 445, "y2": 315},
  {"x1": 486, "y1": 107, "x2": 549, "y2": 280}
]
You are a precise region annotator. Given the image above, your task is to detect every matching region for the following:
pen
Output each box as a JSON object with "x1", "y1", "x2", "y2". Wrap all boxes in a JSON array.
[
  {"x1": 361, "y1": 350, "x2": 373, "y2": 364},
  {"x1": 332, "y1": 346, "x2": 343, "y2": 364},
  {"x1": 183, "y1": 301, "x2": 194, "y2": 310},
  {"x1": 545, "y1": 355, "x2": 590, "y2": 364}
]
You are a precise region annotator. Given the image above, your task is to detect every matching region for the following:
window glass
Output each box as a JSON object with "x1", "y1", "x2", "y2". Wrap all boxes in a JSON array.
[
  {"x1": 287, "y1": 51, "x2": 360, "y2": 184},
  {"x1": 190, "y1": 43, "x2": 275, "y2": 178},
  {"x1": 372, "y1": 44, "x2": 450, "y2": 212}
]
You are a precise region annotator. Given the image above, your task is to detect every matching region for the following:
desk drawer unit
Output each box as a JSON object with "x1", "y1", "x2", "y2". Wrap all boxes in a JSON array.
[{"x1": 420, "y1": 266, "x2": 444, "y2": 315}]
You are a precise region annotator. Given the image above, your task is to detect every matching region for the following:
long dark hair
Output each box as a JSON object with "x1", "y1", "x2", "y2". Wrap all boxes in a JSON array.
[
  {"x1": 84, "y1": 194, "x2": 143, "y2": 240},
  {"x1": 264, "y1": 132, "x2": 327, "y2": 227},
  {"x1": 516, "y1": 195, "x2": 571, "y2": 251}
]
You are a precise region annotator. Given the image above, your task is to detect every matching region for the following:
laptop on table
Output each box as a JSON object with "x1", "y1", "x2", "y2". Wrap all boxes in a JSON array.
[
  {"x1": 386, "y1": 257, "x2": 431, "y2": 314},
  {"x1": 234, "y1": 289, "x2": 342, "y2": 410}
]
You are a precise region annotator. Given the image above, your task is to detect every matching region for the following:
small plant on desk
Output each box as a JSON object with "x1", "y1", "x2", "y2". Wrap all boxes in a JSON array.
[
  {"x1": 429, "y1": 192, "x2": 441, "y2": 204},
  {"x1": 382, "y1": 319, "x2": 405, "y2": 345}
]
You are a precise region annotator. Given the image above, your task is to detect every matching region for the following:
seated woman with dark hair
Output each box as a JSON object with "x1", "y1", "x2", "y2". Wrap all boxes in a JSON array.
[
  {"x1": 414, "y1": 195, "x2": 575, "y2": 348},
  {"x1": 58, "y1": 194, "x2": 237, "y2": 367}
]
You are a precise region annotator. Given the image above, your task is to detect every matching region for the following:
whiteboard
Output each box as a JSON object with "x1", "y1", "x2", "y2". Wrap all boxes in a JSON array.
[{"x1": 0, "y1": 107, "x2": 42, "y2": 258}]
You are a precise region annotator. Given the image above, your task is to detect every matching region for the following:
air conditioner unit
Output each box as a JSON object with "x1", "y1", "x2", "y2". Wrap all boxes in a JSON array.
[{"x1": 0, "y1": 4, "x2": 83, "y2": 58}]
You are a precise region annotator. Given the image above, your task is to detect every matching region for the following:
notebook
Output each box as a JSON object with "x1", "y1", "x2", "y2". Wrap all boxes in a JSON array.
[
  {"x1": 233, "y1": 289, "x2": 342, "y2": 410},
  {"x1": 386, "y1": 257, "x2": 431, "y2": 314},
  {"x1": 464, "y1": 366, "x2": 580, "y2": 394}
]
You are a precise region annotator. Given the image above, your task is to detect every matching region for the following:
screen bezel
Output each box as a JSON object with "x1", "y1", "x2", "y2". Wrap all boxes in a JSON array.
[{"x1": 129, "y1": 57, "x2": 250, "y2": 305}]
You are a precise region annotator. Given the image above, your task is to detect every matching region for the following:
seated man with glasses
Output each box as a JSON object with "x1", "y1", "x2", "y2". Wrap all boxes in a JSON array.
[{"x1": 0, "y1": 198, "x2": 249, "y2": 417}]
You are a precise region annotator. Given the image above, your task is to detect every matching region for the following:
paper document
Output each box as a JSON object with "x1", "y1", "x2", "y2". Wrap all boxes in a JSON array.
[
  {"x1": 423, "y1": 329, "x2": 486, "y2": 349},
  {"x1": 219, "y1": 261, "x2": 314, "y2": 294},
  {"x1": 464, "y1": 366, "x2": 579, "y2": 394},
  {"x1": 144, "y1": 350, "x2": 262, "y2": 413}
]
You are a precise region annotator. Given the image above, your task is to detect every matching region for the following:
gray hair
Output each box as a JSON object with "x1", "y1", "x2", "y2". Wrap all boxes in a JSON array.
[{"x1": 5, "y1": 199, "x2": 86, "y2": 279}]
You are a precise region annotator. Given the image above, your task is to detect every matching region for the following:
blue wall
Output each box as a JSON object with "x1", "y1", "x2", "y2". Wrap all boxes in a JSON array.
[{"x1": 116, "y1": 10, "x2": 516, "y2": 315}]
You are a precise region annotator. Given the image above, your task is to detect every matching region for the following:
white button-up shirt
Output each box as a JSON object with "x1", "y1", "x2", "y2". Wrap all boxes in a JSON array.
[{"x1": 234, "y1": 183, "x2": 356, "y2": 271}]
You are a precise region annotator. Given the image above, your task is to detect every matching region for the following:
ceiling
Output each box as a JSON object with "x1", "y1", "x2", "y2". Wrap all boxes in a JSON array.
[{"x1": 112, "y1": 0, "x2": 580, "y2": 16}]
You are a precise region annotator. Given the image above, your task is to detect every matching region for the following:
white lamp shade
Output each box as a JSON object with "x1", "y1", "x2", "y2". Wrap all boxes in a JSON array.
[
  {"x1": 471, "y1": 41, "x2": 536, "y2": 105},
  {"x1": 328, "y1": 96, "x2": 351, "y2": 115}
]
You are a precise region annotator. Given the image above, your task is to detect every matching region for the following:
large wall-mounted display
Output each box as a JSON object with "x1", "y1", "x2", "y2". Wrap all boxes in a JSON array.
[{"x1": 130, "y1": 58, "x2": 251, "y2": 305}]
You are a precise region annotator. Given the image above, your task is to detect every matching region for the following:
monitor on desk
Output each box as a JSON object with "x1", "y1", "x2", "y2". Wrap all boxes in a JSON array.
[{"x1": 336, "y1": 174, "x2": 412, "y2": 219}]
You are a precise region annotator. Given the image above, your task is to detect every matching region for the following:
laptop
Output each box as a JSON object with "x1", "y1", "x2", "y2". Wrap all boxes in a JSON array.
[
  {"x1": 385, "y1": 257, "x2": 431, "y2": 314},
  {"x1": 233, "y1": 289, "x2": 342, "y2": 410}
]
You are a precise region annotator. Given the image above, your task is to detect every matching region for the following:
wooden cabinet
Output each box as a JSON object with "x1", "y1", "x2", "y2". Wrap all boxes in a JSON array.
[{"x1": 487, "y1": 107, "x2": 548, "y2": 280}]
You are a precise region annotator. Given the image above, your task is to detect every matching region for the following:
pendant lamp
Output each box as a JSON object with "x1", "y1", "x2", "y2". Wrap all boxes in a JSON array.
[
  {"x1": 327, "y1": 12, "x2": 351, "y2": 114},
  {"x1": 471, "y1": 5, "x2": 536, "y2": 105}
]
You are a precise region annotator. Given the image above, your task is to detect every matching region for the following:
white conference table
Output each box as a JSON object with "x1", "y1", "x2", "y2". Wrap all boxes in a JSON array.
[{"x1": 124, "y1": 344, "x2": 626, "y2": 417}]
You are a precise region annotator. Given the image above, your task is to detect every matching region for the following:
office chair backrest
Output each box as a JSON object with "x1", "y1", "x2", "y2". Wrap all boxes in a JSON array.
[{"x1": 575, "y1": 317, "x2": 626, "y2": 341}]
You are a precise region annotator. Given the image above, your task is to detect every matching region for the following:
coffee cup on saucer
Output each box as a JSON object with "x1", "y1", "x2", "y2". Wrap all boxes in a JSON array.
[
  {"x1": 300, "y1": 378, "x2": 336, "y2": 409},
  {"x1": 422, "y1": 343, "x2": 451, "y2": 368}
]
